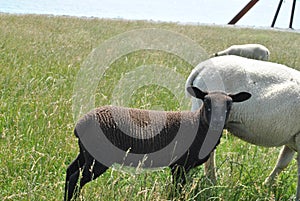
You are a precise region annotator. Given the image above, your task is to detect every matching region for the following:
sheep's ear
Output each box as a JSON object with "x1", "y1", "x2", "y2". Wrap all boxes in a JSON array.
[
  {"x1": 186, "y1": 86, "x2": 208, "y2": 100},
  {"x1": 229, "y1": 92, "x2": 252, "y2": 103}
]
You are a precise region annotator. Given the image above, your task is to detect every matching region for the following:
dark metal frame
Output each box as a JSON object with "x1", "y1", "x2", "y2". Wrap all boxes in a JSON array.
[
  {"x1": 228, "y1": 0, "x2": 297, "y2": 29},
  {"x1": 271, "y1": 0, "x2": 297, "y2": 28},
  {"x1": 228, "y1": 0, "x2": 259, "y2": 25}
]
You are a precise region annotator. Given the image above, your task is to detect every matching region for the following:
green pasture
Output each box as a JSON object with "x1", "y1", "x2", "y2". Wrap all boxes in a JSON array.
[{"x1": 1, "y1": 14, "x2": 300, "y2": 200}]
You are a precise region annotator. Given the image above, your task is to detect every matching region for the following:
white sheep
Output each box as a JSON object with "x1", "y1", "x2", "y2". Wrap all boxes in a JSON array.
[
  {"x1": 185, "y1": 55, "x2": 300, "y2": 200},
  {"x1": 214, "y1": 44, "x2": 270, "y2": 61},
  {"x1": 64, "y1": 86, "x2": 251, "y2": 201}
]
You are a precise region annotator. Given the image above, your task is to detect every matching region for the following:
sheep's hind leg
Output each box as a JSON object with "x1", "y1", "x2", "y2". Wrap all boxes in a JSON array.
[
  {"x1": 263, "y1": 145, "x2": 295, "y2": 185},
  {"x1": 169, "y1": 166, "x2": 187, "y2": 199},
  {"x1": 294, "y1": 134, "x2": 300, "y2": 201},
  {"x1": 65, "y1": 153, "x2": 85, "y2": 201},
  {"x1": 204, "y1": 151, "x2": 217, "y2": 184},
  {"x1": 171, "y1": 165, "x2": 187, "y2": 187},
  {"x1": 79, "y1": 159, "x2": 108, "y2": 192}
]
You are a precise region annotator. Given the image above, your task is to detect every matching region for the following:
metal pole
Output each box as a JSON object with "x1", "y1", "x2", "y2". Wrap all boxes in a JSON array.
[
  {"x1": 289, "y1": 0, "x2": 297, "y2": 28},
  {"x1": 271, "y1": 0, "x2": 284, "y2": 27},
  {"x1": 228, "y1": 0, "x2": 259, "y2": 25}
]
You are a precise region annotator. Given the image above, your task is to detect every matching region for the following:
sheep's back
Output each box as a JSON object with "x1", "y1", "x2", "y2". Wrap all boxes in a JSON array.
[{"x1": 93, "y1": 106, "x2": 198, "y2": 154}]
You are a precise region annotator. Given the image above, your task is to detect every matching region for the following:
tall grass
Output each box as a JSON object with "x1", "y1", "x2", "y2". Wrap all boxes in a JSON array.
[{"x1": 0, "y1": 13, "x2": 300, "y2": 200}]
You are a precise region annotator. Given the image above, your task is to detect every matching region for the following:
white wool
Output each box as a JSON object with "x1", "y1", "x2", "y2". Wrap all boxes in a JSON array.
[
  {"x1": 215, "y1": 44, "x2": 270, "y2": 61},
  {"x1": 186, "y1": 55, "x2": 300, "y2": 199},
  {"x1": 186, "y1": 55, "x2": 300, "y2": 147}
]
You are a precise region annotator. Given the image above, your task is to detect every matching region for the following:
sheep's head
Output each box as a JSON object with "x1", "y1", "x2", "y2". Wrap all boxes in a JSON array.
[{"x1": 186, "y1": 86, "x2": 251, "y2": 127}]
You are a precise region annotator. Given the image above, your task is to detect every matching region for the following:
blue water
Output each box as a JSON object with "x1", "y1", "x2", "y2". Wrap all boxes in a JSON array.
[{"x1": 1, "y1": 0, "x2": 299, "y2": 30}]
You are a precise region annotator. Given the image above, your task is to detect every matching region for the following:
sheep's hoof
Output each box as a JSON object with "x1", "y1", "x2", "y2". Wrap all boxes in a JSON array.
[
  {"x1": 205, "y1": 173, "x2": 217, "y2": 185},
  {"x1": 263, "y1": 177, "x2": 274, "y2": 186}
]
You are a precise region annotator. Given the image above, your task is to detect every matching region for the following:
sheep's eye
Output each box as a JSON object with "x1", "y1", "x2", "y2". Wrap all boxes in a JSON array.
[
  {"x1": 227, "y1": 101, "x2": 232, "y2": 107},
  {"x1": 203, "y1": 98, "x2": 210, "y2": 104}
]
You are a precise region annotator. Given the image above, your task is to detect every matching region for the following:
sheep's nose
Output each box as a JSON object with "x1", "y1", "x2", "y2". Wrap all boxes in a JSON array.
[
  {"x1": 212, "y1": 115, "x2": 225, "y2": 122},
  {"x1": 214, "y1": 114, "x2": 224, "y2": 119}
]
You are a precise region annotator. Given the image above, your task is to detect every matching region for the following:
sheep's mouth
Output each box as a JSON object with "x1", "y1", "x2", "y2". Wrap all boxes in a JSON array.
[{"x1": 208, "y1": 118, "x2": 226, "y2": 131}]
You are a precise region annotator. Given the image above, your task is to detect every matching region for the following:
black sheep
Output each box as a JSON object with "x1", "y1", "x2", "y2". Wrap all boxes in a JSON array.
[{"x1": 64, "y1": 86, "x2": 251, "y2": 200}]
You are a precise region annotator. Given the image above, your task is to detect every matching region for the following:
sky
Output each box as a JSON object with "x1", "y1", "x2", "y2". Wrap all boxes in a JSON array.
[{"x1": 1, "y1": 0, "x2": 300, "y2": 30}]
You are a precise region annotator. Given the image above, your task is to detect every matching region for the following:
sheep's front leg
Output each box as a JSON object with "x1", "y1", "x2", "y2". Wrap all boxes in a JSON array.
[
  {"x1": 171, "y1": 165, "x2": 187, "y2": 187},
  {"x1": 296, "y1": 153, "x2": 300, "y2": 201},
  {"x1": 264, "y1": 145, "x2": 295, "y2": 185},
  {"x1": 204, "y1": 151, "x2": 217, "y2": 184}
]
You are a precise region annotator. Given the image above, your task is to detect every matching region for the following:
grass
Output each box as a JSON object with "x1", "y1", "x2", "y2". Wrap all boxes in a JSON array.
[{"x1": 0, "y1": 13, "x2": 300, "y2": 200}]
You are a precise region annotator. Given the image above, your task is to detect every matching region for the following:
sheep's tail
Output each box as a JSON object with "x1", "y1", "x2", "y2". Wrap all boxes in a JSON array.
[
  {"x1": 185, "y1": 65, "x2": 202, "y2": 98},
  {"x1": 214, "y1": 50, "x2": 227, "y2": 57},
  {"x1": 74, "y1": 128, "x2": 79, "y2": 138},
  {"x1": 266, "y1": 49, "x2": 270, "y2": 60},
  {"x1": 210, "y1": 53, "x2": 218, "y2": 58}
]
